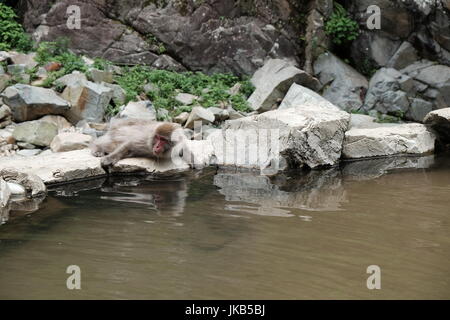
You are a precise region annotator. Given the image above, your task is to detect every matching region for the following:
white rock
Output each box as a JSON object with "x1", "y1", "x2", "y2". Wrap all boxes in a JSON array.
[
  {"x1": 184, "y1": 107, "x2": 215, "y2": 129},
  {"x1": 278, "y1": 83, "x2": 337, "y2": 110},
  {"x1": 248, "y1": 59, "x2": 320, "y2": 112},
  {"x1": 0, "y1": 178, "x2": 11, "y2": 207},
  {"x1": 50, "y1": 132, "x2": 93, "y2": 152},
  {"x1": 208, "y1": 99, "x2": 350, "y2": 172},
  {"x1": 118, "y1": 101, "x2": 156, "y2": 120},
  {"x1": 6, "y1": 182, "x2": 25, "y2": 195},
  {"x1": 175, "y1": 93, "x2": 198, "y2": 105},
  {"x1": 343, "y1": 123, "x2": 436, "y2": 159},
  {"x1": 0, "y1": 149, "x2": 105, "y2": 184}
]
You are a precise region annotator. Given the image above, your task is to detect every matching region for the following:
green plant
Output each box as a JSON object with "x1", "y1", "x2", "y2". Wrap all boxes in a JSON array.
[
  {"x1": 325, "y1": 2, "x2": 359, "y2": 45},
  {"x1": 115, "y1": 66, "x2": 254, "y2": 116},
  {"x1": 0, "y1": 3, "x2": 33, "y2": 52},
  {"x1": 93, "y1": 57, "x2": 112, "y2": 71},
  {"x1": 35, "y1": 40, "x2": 87, "y2": 87}
]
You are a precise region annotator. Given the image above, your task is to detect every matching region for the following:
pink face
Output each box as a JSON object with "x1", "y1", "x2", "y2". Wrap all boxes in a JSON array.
[{"x1": 153, "y1": 134, "x2": 168, "y2": 155}]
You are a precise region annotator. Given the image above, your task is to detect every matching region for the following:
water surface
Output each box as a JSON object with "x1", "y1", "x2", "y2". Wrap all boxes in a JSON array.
[{"x1": 0, "y1": 155, "x2": 449, "y2": 299}]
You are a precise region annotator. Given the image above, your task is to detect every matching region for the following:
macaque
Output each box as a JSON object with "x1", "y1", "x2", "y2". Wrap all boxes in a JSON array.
[{"x1": 90, "y1": 118, "x2": 195, "y2": 167}]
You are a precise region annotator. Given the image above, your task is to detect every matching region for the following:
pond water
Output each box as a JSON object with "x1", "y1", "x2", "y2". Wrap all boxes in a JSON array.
[{"x1": 0, "y1": 154, "x2": 449, "y2": 299}]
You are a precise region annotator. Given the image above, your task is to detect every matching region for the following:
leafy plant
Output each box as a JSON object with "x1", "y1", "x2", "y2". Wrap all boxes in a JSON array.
[
  {"x1": 0, "y1": 3, "x2": 33, "y2": 52},
  {"x1": 325, "y1": 2, "x2": 359, "y2": 45},
  {"x1": 93, "y1": 57, "x2": 112, "y2": 71},
  {"x1": 115, "y1": 66, "x2": 254, "y2": 116},
  {"x1": 35, "y1": 39, "x2": 87, "y2": 87}
]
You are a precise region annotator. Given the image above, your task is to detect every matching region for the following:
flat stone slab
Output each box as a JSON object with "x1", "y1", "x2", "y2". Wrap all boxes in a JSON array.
[
  {"x1": 0, "y1": 149, "x2": 106, "y2": 184},
  {"x1": 0, "y1": 148, "x2": 195, "y2": 185},
  {"x1": 343, "y1": 123, "x2": 436, "y2": 159}
]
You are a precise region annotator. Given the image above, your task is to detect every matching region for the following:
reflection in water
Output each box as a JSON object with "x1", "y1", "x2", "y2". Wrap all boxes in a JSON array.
[
  {"x1": 214, "y1": 168, "x2": 347, "y2": 215},
  {"x1": 0, "y1": 155, "x2": 449, "y2": 299}
]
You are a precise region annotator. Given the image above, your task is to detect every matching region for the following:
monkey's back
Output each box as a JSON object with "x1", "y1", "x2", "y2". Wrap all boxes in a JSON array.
[{"x1": 106, "y1": 118, "x2": 158, "y2": 157}]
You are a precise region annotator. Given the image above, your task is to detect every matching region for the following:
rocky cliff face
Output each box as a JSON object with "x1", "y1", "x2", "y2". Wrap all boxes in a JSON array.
[{"x1": 17, "y1": 0, "x2": 308, "y2": 76}]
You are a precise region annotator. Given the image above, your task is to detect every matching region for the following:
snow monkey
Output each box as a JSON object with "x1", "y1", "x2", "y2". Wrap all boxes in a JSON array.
[{"x1": 90, "y1": 118, "x2": 195, "y2": 167}]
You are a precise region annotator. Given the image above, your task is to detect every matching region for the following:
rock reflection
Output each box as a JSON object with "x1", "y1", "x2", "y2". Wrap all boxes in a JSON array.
[
  {"x1": 341, "y1": 155, "x2": 435, "y2": 180},
  {"x1": 100, "y1": 177, "x2": 189, "y2": 216},
  {"x1": 1, "y1": 195, "x2": 45, "y2": 225},
  {"x1": 213, "y1": 168, "x2": 347, "y2": 215},
  {"x1": 213, "y1": 155, "x2": 437, "y2": 216}
]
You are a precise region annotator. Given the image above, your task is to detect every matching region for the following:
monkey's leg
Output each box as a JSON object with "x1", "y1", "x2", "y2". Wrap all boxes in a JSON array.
[{"x1": 101, "y1": 142, "x2": 132, "y2": 167}]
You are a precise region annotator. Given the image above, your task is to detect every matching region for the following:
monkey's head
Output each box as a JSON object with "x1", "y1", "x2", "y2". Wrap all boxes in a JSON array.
[{"x1": 153, "y1": 123, "x2": 175, "y2": 156}]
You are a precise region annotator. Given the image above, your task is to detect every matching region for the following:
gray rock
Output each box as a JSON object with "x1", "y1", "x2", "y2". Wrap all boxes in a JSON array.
[
  {"x1": 50, "y1": 132, "x2": 93, "y2": 152},
  {"x1": 151, "y1": 55, "x2": 186, "y2": 72},
  {"x1": 363, "y1": 68, "x2": 415, "y2": 115},
  {"x1": 227, "y1": 108, "x2": 245, "y2": 120},
  {"x1": 407, "y1": 98, "x2": 433, "y2": 122},
  {"x1": 9, "y1": 52, "x2": 38, "y2": 69},
  {"x1": 208, "y1": 107, "x2": 229, "y2": 122},
  {"x1": 351, "y1": 31, "x2": 402, "y2": 68},
  {"x1": 175, "y1": 93, "x2": 198, "y2": 105},
  {"x1": 208, "y1": 97, "x2": 350, "y2": 172},
  {"x1": 0, "y1": 105, "x2": 12, "y2": 121},
  {"x1": 12, "y1": 120, "x2": 58, "y2": 147},
  {"x1": 313, "y1": 52, "x2": 368, "y2": 112},
  {"x1": 248, "y1": 59, "x2": 320, "y2": 112},
  {"x1": 39, "y1": 115, "x2": 73, "y2": 132},
  {"x1": 413, "y1": 65, "x2": 450, "y2": 87},
  {"x1": 118, "y1": 101, "x2": 156, "y2": 120},
  {"x1": 2, "y1": 84, "x2": 70, "y2": 122},
  {"x1": 174, "y1": 112, "x2": 190, "y2": 125},
  {"x1": 55, "y1": 71, "x2": 88, "y2": 87},
  {"x1": 89, "y1": 69, "x2": 114, "y2": 84},
  {"x1": 343, "y1": 123, "x2": 435, "y2": 159},
  {"x1": 0, "y1": 74, "x2": 11, "y2": 93},
  {"x1": 62, "y1": 81, "x2": 113, "y2": 123},
  {"x1": 386, "y1": 41, "x2": 419, "y2": 70},
  {"x1": 101, "y1": 82, "x2": 127, "y2": 106},
  {"x1": 7, "y1": 64, "x2": 27, "y2": 75},
  {"x1": 185, "y1": 107, "x2": 215, "y2": 129},
  {"x1": 279, "y1": 83, "x2": 339, "y2": 110}
]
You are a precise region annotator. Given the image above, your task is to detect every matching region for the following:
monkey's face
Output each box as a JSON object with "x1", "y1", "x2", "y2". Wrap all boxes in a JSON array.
[{"x1": 153, "y1": 134, "x2": 172, "y2": 156}]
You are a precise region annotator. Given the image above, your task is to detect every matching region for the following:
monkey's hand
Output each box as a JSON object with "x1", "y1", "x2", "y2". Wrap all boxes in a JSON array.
[
  {"x1": 100, "y1": 156, "x2": 117, "y2": 167},
  {"x1": 92, "y1": 150, "x2": 106, "y2": 157}
]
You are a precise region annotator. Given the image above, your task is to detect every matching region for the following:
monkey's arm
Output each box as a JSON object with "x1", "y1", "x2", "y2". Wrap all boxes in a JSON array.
[{"x1": 101, "y1": 142, "x2": 132, "y2": 167}]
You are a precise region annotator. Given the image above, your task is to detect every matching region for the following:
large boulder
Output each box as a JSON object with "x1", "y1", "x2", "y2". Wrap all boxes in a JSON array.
[
  {"x1": 247, "y1": 59, "x2": 320, "y2": 112},
  {"x1": 209, "y1": 85, "x2": 350, "y2": 172},
  {"x1": 62, "y1": 81, "x2": 113, "y2": 123},
  {"x1": 314, "y1": 52, "x2": 368, "y2": 112},
  {"x1": 12, "y1": 120, "x2": 58, "y2": 147},
  {"x1": 1, "y1": 84, "x2": 70, "y2": 122},
  {"x1": 343, "y1": 123, "x2": 436, "y2": 159},
  {"x1": 23, "y1": 0, "x2": 304, "y2": 75},
  {"x1": 50, "y1": 132, "x2": 93, "y2": 152}
]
